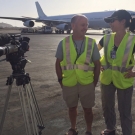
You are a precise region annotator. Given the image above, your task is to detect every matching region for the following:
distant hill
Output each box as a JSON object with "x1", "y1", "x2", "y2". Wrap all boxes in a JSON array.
[{"x1": 0, "y1": 22, "x2": 13, "y2": 28}]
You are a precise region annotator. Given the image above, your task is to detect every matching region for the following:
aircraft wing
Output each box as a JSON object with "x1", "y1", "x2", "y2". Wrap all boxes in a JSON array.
[
  {"x1": 0, "y1": 16, "x2": 30, "y2": 22},
  {"x1": 0, "y1": 16, "x2": 36, "y2": 27},
  {"x1": 21, "y1": 16, "x2": 69, "y2": 23},
  {"x1": 0, "y1": 16, "x2": 70, "y2": 24},
  {"x1": 35, "y1": 19, "x2": 69, "y2": 23}
]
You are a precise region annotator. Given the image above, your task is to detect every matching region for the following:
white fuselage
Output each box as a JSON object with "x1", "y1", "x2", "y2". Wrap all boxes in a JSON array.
[{"x1": 39, "y1": 10, "x2": 135, "y2": 29}]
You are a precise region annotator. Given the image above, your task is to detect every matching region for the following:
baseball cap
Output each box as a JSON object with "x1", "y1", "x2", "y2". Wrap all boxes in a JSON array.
[{"x1": 104, "y1": 10, "x2": 131, "y2": 23}]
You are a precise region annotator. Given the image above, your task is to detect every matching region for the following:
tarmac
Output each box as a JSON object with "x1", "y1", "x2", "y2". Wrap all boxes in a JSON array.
[{"x1": 0, "y1": 31, "x2": 135, "y2": 135}]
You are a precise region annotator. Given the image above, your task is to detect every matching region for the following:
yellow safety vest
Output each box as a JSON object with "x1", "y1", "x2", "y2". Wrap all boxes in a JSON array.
[
  {"x1": 100, "y1": 32, "x2": 135, "y2": 89},
  {"x1": 60, "y1": 35, "x2": 95, "y2": 87}
]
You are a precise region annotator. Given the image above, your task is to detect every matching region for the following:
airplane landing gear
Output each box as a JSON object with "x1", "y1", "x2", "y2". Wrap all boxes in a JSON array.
[
  {"x1": 103, "y1": 29, "x2": 112, "y2": 34},
  {"x1": 67, "y1": 29, "x2": 71, "y2": 34},
  {"x1": 55, "y1": 30, "x2": 65, "y2": 34}
]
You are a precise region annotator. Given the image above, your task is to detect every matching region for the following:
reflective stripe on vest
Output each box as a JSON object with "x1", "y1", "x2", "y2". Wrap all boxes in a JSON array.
[
  {"x1": 61, "y1": 64, "x2": 94, "y2": 71},
  {"x1": 103, "y1": 34, "x2": 134, "y2": 72},
  {"x1": 61, "y1": 36, "x2": 94, "y2": 72},
  {"x1": 65, "y1": 36, "x2": 70, "y2": 64},
  {"x1": 104, "y1": 34, "x2": 111, "y2": 68}
]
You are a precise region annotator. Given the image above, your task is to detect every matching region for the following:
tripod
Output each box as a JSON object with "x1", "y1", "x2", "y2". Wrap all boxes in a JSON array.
[{"x1": 0, "y1": 72, "x2": 45, "y2": 135}]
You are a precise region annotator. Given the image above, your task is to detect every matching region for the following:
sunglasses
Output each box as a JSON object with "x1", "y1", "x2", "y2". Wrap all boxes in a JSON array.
[{"x1": 109, "y1": 18, "x2": 119, "y2": 23}]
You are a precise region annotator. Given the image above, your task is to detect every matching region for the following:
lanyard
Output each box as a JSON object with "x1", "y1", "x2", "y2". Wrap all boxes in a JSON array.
[
  {"x1": 73, "y1": 40, "x2": 84, "y2": 63},
  {"x1": 110, "y1": 46, "x2": 116, "y2": 59}
]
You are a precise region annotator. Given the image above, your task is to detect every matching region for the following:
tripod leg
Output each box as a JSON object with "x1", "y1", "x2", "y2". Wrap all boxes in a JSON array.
[
  {"x1": 25, "y1": 84, "x2": 39, "y2": 135},
  {"x1": 0, "y1": 78, "x2": 14, "y2": 135},
  {"x1": 24, "y1": 82, "x2": 45, "y2": 135},
  {"x1": 18, "y1": 85, "x2": 32, "y2": 135},
  {"x1": 29, "y1": 81, "x2": 44, "y2": 127},
  {"x1": 24, "y1": 84, "x2": 38, "y2": 135}
]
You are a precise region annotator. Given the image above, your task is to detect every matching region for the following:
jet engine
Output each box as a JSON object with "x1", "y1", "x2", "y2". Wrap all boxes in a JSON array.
[
  {"x1": 56, "y1": 23, "x2": 69, "y2": 30},
  {"x1": 23, "y1": 20, "x2": 34, "y2": 27}
]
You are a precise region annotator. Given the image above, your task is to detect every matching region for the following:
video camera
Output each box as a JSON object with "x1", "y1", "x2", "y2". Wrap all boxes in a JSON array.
[{"x1": 0, "y1": 34, "x2": 30, "y2": 74}]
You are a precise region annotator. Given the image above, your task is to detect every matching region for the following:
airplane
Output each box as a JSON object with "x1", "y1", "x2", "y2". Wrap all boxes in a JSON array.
[{"x1": 0, "y1": 1, "x2": 135, "y2": 34}]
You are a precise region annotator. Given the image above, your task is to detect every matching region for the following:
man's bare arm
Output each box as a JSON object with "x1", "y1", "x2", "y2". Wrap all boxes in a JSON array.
[
  {"x1": 93, "y1": 60, "x2": 101, "y2": 87},
  {"x1": 55, "y1": 58, "x2": 63, "y2": 87}
]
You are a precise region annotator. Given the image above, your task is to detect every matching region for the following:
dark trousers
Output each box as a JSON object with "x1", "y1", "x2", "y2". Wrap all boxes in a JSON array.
[{"x1": 101, "y1": 83, "x2": 133, "y2": 135}]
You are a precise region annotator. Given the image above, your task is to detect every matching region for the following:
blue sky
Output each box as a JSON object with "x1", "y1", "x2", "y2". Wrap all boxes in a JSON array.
[{"x1": 0, "y1": 0, "x2": 134, "y2": 27}]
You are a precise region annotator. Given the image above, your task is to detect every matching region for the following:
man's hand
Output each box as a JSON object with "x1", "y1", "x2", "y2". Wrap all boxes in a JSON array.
[
  {"x1": 124, "y1": 70, "x2": 135, "y2": 78},
  {"x1": 100, "y1": 66, "x2": 104, "y2": 72}
]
